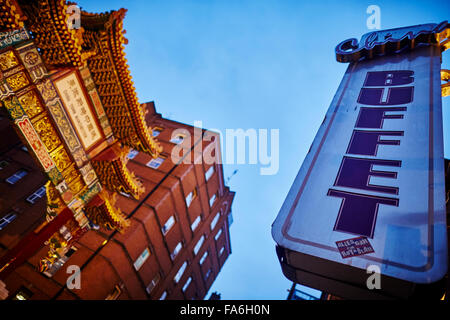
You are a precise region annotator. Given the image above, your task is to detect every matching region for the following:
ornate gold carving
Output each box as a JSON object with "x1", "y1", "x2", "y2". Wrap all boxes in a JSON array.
[
  {"x1": 47, "y1": 100, "x2": 79, "y2": 152},
  {"x1": 442, "y1": 69, "x2": 450, "y2": 97},
  {"x1": 33, "y1": 115, "x2": 61, "y2": 153},
  {"x1": 37, "y1": 79, "x2": 57, "y2": 103},
  {"x1": 79, "y1": 182, "x2": 102, "y2": 204},
  {"x1": 0, "y1": 51, "x2": 19, "y2": 71},
  {"x1": 45, "y1": 181, "x2": 65, "y2": 216},
  {"x1": 23, "y1": 51, "x2": 39, "y2": 66},
  {"x1": 2, "y1": 96, "x2": 25, "y2": 119},
  {"x1": 85, "y1": 190, "x2": 130, "y2": 232},
  {"x1": 47, "y1": 166, "x2": 63, "y2": 185},
  {"x1": 79, "y1": 163, "x2": 97, "y2": 186},
  {"x1": 62, "y1": 164, "x2": 79, "y2": 186},
  {"x1": 5, "y1": 71, "x2": 29, "y2": 91},
  {"x1": 18, "y1": 90, "x2": 44, "y2": 119},
  {"x1": 68, "y1": 177, "x2": 86, "y2": 195},
  {"x1": 50, "y1": 145, "x2": 72, "y2": 173},
  {"x1": 91, "y1": 143, "x2": 145, "y2": 199}
]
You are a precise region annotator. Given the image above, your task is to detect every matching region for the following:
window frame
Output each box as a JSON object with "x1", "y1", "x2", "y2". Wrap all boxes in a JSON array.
[
  {"x1": 185, "y1": 188, "x2": 197, "y2": 207},
  {"x1": 0, "y1": 211, "x2": 17, "y2": 231},
  {"x1": 193, "y1": 235, "x2": 205, "y2": 255},
  {"x1": 161, "y1": 215, "x2": 176, "y2": 235},
  {"x1": 209, "y1": 193, "x2": 217, "y2": 208},
  {"x1": 174, "y1": 261, "x2": 188, "y2": 284},
  {"x1": 26, "y1": 185, "x2": 46, "y2": 204},
  {"x1": 133, "y1": 247, "x2": 151, "y2": 271},
  {"x1": 170, "y1": 242, "x2": 183, "y2": 261},
  {"x1": 152, "y1": 126, "x2": 163, "y2": 137},
  {"x1": 146, "y1": 273, "x2": 161, "y2": 294},
  {"x1": 182, "y1": 276, "x2": 192, "y2": 292},
  {"x1": 170, "y1": 133, "x2": 186, "y2": 145},
  {"x1": 191, "y1": 215, "x2": 201, "y2": 231},
  {"x1": 127, "y1": 149, "x2": 139, "y2": 160},
  {"x1": 6, "y1": 169, "x2": 28, "y2": 185},
  {"x1": 199, "y1": 251, "x2": 208, "y2": 265},
  {"x1": 146, "y1": 156, "x2": 165, "y2": 169},
  {"x1": 210, "y1": 212, "x2": 220, "y2": 231},
  {"x1": 214, "y1": 228, "x2": 223, "y2": 241},
  {"x1": 205, "y1": 165, "x2": 215, "y2": 181}
]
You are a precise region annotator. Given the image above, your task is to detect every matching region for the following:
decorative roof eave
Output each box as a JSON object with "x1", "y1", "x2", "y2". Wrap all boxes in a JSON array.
[
  {"x1": 84, "y1": 189, "x2": 130, "y2": 232},
  {"x1": 91, "y1": 142, "x2": 145, "y2": 199},
  {"x1": 442, "y1": 69, "x2": 450, "y2": 97},
  {"x1": 104, "y1": 9, "x2": 162, "y2": 157},
  {"x1": 0, "y1": 0, "x2": 25, "y2": 31},
  {"x1": 45, "y1": 180, "x2": 66, "y2": 218},
  {"x1": 11, "y1": 0, "x2": 85, "y2": 68}
]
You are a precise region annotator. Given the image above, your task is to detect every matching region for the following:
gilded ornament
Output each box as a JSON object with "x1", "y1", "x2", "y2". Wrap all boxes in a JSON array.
[
  {"x1": 47, "y1": 100, "x2": 79, "y2": 152},
  {"x1": 23, "y1": 51, "x2": 39, "y2": 66},
  {"x1": 0, "y1": 51, "x2": 19, "y2": 71},
  {"x1": 62, "y1": 164, "x2": 79, "y2": 186},
  {"x1": 50, "y1": 145, "x2": 72, "y2": 173},
  {"x1": 3, "y1": 96, "x2": 25, "y2": 119},
  {"x1": 37, "y1": 79, "x2": 57, "y2": 103},
  {"x1": 442, "y1": 69, "x2": 450, "y2": 97},
  {"x1": 33, "y1": 116, "x2": 61, "y2": 153},
  {"x1": 47, "y1": 166, "x2": 63, "y2": 185},
  {"x1": 5, "y1": 71, "x2": 29, "y2": 91},
  {"x1": 68, "y1": 177, "x2": 85, "y2": 195},
  {"x1": 18, "y1": 90, "x2": 44, "y2": 119}
]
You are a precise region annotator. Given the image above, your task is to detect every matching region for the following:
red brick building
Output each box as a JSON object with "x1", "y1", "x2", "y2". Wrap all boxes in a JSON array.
[{"x1": 0, "y1": 102, "x2": 235, "y2": 300}]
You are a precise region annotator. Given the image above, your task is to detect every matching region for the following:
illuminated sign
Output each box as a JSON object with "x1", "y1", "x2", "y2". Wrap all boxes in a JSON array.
[
  {"x1": 54, "y1": 71, "x2": 103, "y2": 150},
  {"x1": 272, "y1": 22, "x2": 448, "y2": 298}
]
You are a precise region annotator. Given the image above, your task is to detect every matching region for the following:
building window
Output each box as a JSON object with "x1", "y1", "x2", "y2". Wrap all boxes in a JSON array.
[
  {"x1": 205, "y1": 166, "x2": 214, "y2": 181},
  {"x1": 228, "y1": 212, "x2": 233, "y2": 226},
  {"x1": 191, "y1": 215, "x2": 201, "y2": 231},
  {"x1": 182, "y1": 276, "x2": 192, "y2": 292},
  {"x1": 219, "y1": 246, "x2": 225, "y2": 256},
  {"x1": 199, "y1": 251, "x2": 208, "y2": 265},
  {"x1": 170, "y1": 133, "x2": 185, "y2": 145},
  {"x1": 174, "y1": 261, "x2": 188, "y2": 284},
  {"x1": 6, "y1": 169, "x2": 27, "y2": 184},
  {"x1": 209, "y1": 193, "x2": 217, "y2": 207},
  {"x1": 210, "y1": 212, "x2": 220, "y2": 231},
  {"x1": 152, "y1": 127, "x2": 163, "y2": 137},
  {"x1": 134, "y1": 247, "x2": 150, "y2": 271},
  {"x1": 193, "y1": 235, "x2": 205, "y2": 255},
  {"x1": 171, "y1": 242, "x2": 183, "y2": 261},
  {"x1": 214, "y1": 229, "x2": 223, "y2": 241},
  {"x1": 185, "y1": 188, "x2": 197, "y2": 207},
  {"x1": 0, "y1": 160, "x2": 8, "y2": 170},
  {"x1": 12, "y1": 286, "x2": 33, "y2": 300},
  {"x1": 127, "y1": 149, "x2": 139, "y2": 159},
  {"x1": 26, "y1": 185, "x2": 46, "y2": 204},
  {"x1": 161, "y1": 215, "x2": 175, "y2": 235},
  {"x1": 0, "y1": 212, "x2": 17, "y2": 231},
  {"x1": 159, "y1": 291, "x2": 167, "y2": 300},
  {"x1": 146, "y1": 273, "x2": 161, "y2": 294},
  {"x1": 146, "y1": 157, "x2": 165, "y2": 169},
  {"x1": 205, "y1": 269, "x2": 212, "y2": 280}
]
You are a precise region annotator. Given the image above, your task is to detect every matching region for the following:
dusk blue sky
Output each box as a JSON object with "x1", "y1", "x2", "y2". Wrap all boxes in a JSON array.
[{"x1": 79, "y1": 0, "x2": 450, "y2": 299}]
